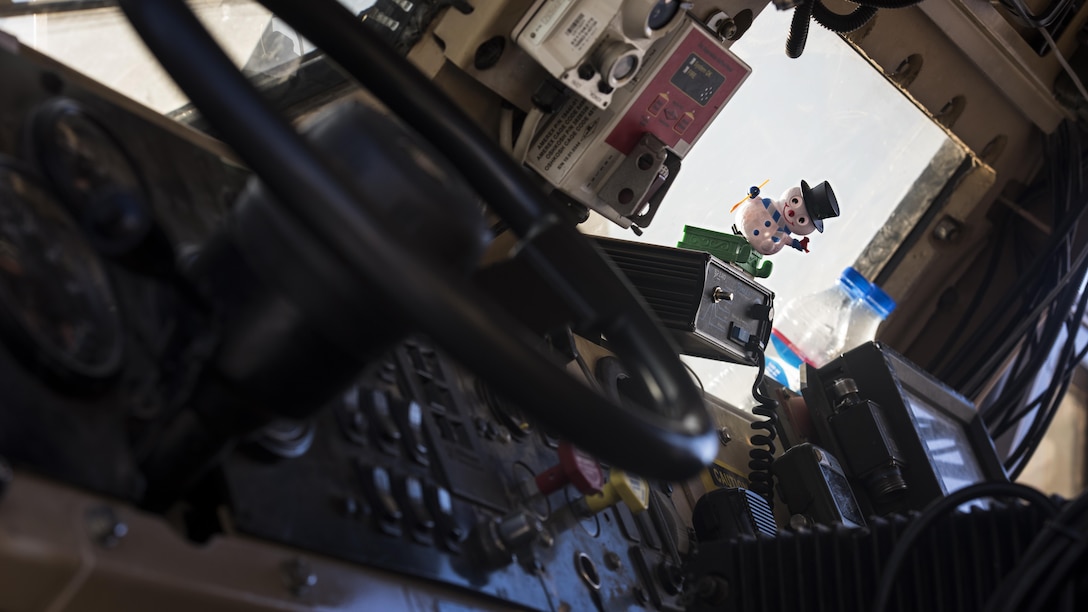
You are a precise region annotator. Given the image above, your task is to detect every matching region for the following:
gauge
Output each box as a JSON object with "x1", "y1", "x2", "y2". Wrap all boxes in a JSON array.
[
  {"x1": 28, "y1": 98, "x2": 152, "y2": 254},
  {"x1": 0, "y1": 160, "x2": 124, "y2": 384}
]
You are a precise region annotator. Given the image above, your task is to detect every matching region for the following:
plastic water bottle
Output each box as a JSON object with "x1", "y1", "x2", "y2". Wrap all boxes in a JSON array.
[
  {"x1": 764, "y1": 267, "x2": 881, "y2": 391},
  {"x1": 841, "y1": 283, "x2": 896, "y2": 352}
]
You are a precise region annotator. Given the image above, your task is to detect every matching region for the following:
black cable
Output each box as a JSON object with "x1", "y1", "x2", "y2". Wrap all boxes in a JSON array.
[
  {"x1": 989, "y1": 492, "x2": 1088, "y2": 612},
  {"x1": 118, "y1": 0, "x2": 718, "y2": 481},
  {"x1": 951, "y1": 140, "x2": 1088, "y2": 396},
  {"x1": 746, "y1": 348, "x2": 780, "y2": 508},
  {"x1": 1004, "y1": 302, "x2": 1086, "y2": 477},
  {"x1": 978, "y1": 122, "x2": 1088, "y2": 474},
  {"x1": 872, "y1": 481, "x2": 1060, "y2": 612},
  {"x1": 958, "y1": 250, "x2": 1088, "y2": 396},
  {"x1": 936, "y1": 125, "x2": 1085, "y2": 387},
  {"x1": 991, "y1": 287, "x2": 1088, "y2": 437},
  {"x1": 681, "y1": 360, "x2": 705, "y2": 395},
  {"x1": 985, "y1": 286, "x2": 1077, "y2": 430},
  {"x1": 1001, "y1": 0, "x2": 1075, "y2": 29}
]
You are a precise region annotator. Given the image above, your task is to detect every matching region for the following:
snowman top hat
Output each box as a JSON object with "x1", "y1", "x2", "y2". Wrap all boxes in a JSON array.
[{"x1": 800, "y1": 180, "x2": 840, "y2": 233}]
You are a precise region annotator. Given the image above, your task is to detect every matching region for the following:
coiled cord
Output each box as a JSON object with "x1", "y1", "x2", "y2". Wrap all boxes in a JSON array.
[{"x1": 747, "y1": 349, "x2": 780, "y2": 508}]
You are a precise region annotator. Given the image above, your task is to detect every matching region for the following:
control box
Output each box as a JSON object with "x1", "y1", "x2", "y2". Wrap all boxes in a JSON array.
[
  {"x1": 595, "y1": 237, "x2": 774, "y2": 365},
  {"x1": 526, "y1": 12, "x2": 750, "y2": 227}
]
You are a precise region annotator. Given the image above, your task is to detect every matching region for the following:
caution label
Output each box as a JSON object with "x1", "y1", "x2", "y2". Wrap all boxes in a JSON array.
[
  {"x1": 527, "y1": 98, "x2": 603, "y2": 183},
  {"x1": 701, "y1": 461, "x2": 750, "y2": 491}
]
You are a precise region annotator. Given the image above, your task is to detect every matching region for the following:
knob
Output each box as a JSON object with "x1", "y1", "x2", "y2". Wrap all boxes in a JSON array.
[
  {"x1": 748, "y1": 303, "x2": 774, "y2": 322},
  {"x1": 534, "y1": 441, "x2": 604, "y2": 496}
]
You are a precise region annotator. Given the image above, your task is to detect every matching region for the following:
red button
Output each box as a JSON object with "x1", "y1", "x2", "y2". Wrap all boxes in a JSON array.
[
  {"x1": 648, "y1": 93, "x2": 668, "y2": 116},
  {"x1": 675, "y1": 111, "x2": 695, "y2": 135}
]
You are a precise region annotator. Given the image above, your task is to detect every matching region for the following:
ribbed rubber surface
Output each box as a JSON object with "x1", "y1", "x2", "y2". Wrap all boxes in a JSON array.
[{"x1": 686, "y1": 502, "x2": 1051, "y2": 612}]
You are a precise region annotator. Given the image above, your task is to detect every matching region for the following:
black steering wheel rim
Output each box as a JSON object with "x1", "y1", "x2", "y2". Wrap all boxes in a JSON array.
[{"x1": 118, "y1": 0, "x2": 716, "y2": 481}]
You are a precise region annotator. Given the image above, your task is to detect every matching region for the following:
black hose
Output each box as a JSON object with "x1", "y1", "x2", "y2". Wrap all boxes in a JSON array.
[
  {"x1": 785, "y1": 0, "x2": 926, "y2": 57},
  {"x1": 786, "y1": 1, "x2": 816, "y2": 58},
  {"x1": 118, "y1": 0, "x2": 717, "y2": 481},
  {"x1": 812, "y1": 2, "x2": 878, "y2": 33}
]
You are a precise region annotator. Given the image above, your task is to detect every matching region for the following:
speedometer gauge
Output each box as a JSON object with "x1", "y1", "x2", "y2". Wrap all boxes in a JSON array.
[
  {"x1": 0, "y1": 160, "x2": 123, "y2": 384},
  {"x1": 28, "y1": 98, "x2": 152, "y2": 255}
]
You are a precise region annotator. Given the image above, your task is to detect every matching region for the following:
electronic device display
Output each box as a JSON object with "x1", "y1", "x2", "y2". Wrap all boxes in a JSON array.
[
  {"x1": 801, "y1": 342, "x2": 1006, "y2": 516},
  {"x1": 670, "y1": 53, "x2": 726, "y2": 106},
  {"x1": 902, "y1": 390, "x2": 987, "y2": 495}
]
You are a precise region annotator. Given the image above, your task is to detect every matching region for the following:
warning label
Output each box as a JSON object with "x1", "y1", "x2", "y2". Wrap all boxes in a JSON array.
[
  {"x1": 524, "y1": 0, "x2": 574, "y2": 45},
  {"x1": 527, "y1": 98, "x2": 602, "y2": 183},
  {"x1": 560, "y1": 12, "x2": 599, "y2": 52},
  {"x1": 701, "y1": 461, "x2": 751, "y2": 491}
]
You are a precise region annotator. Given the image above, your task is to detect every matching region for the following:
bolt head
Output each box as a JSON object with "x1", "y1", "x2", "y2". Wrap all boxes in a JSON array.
[
  {"x1": 718, "y1": 427, "x2": 732, "y2": 446},
  {"x1": 604, "y1": 551, "x2": 622, "y2": 570}
]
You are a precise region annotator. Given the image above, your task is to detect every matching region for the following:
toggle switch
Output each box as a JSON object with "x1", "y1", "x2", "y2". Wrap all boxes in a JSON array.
[
  {"x1": 533, "y1": 441, "x2": 604, "y2": 496},
  {"x1": 363, "y1": 389, "x2": 401, "y2": 456},
  {"x1": 579, "y1": 468, "x2": 650, "y2": 516}
]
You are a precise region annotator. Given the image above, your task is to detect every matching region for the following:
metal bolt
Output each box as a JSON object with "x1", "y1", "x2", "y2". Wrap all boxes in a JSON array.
[
  {"x1": 281, "y1": 557, "x2": 318, "y2": 596},
  {"x1": 604, "y1": 551, "x2": 622, "y2": 570},
  {"x1": 711, "y1": 287, "x2": 733, "y2": 303},
  {"x1": 496, "y1": 426, "x2": 512, "y2": 444},
  {"x1": 718, "y1": 427, "x2": 733, "y2": 446},
  {"x1": 933, "y1": 216, "x2": 963, "y2": 242},
  {"x1": 789, "y1": 514, "x2": 814, "y2": 530},
  {"x1": 86, "y1": 506, "x2": 128, "y2": 548},
  {"x1": 634, "y1": 586, "x2": 650, "y2": 605},
  {"x1": 718, "y1": 18, "x2": 738, "y2": 40}
]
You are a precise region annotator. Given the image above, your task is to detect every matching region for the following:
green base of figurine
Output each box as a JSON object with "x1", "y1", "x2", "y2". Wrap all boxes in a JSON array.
[{"x1": 677, "y1": 225, "x2": 773, "y2": 278}]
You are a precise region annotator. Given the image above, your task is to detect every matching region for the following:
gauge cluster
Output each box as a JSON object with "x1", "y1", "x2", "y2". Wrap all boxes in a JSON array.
[{"x1": 0, "y1": 43, "x2": 250, "y2": 498}]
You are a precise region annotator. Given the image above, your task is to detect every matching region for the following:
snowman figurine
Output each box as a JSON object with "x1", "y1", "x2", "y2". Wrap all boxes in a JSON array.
[{"x1": 734, "y1": 180, "x2": 840, "y2": 256}]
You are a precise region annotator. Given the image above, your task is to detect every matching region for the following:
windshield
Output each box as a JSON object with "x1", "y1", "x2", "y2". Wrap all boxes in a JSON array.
[
  {"x1": 0, "y1": 0, "x2": 348, "y2": 115},
  {"x1": 582, "y1": 7, "x2": 964, "y2": 408}
]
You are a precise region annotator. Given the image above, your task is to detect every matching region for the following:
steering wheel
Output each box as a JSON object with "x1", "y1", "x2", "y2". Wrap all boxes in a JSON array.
[{"x1": 118, "y1": 0, "x2": 716, "y2": 481}]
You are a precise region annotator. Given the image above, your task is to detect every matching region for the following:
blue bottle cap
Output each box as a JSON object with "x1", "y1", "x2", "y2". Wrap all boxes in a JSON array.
[
  {"x1": 839, "y1": 267, "x2": 873, "y2": 301},
  {"x1": 865, "y1": 285, "x2": 896, "y2": 317}
]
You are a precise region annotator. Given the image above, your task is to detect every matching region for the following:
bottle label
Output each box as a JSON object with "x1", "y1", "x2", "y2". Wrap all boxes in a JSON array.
[
  {"x1": 764, "y1": 358, "x2": 790, "y2": 387},
  {"x1": 770, "y1": 331, "x2": 807, "y2": 368}
]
